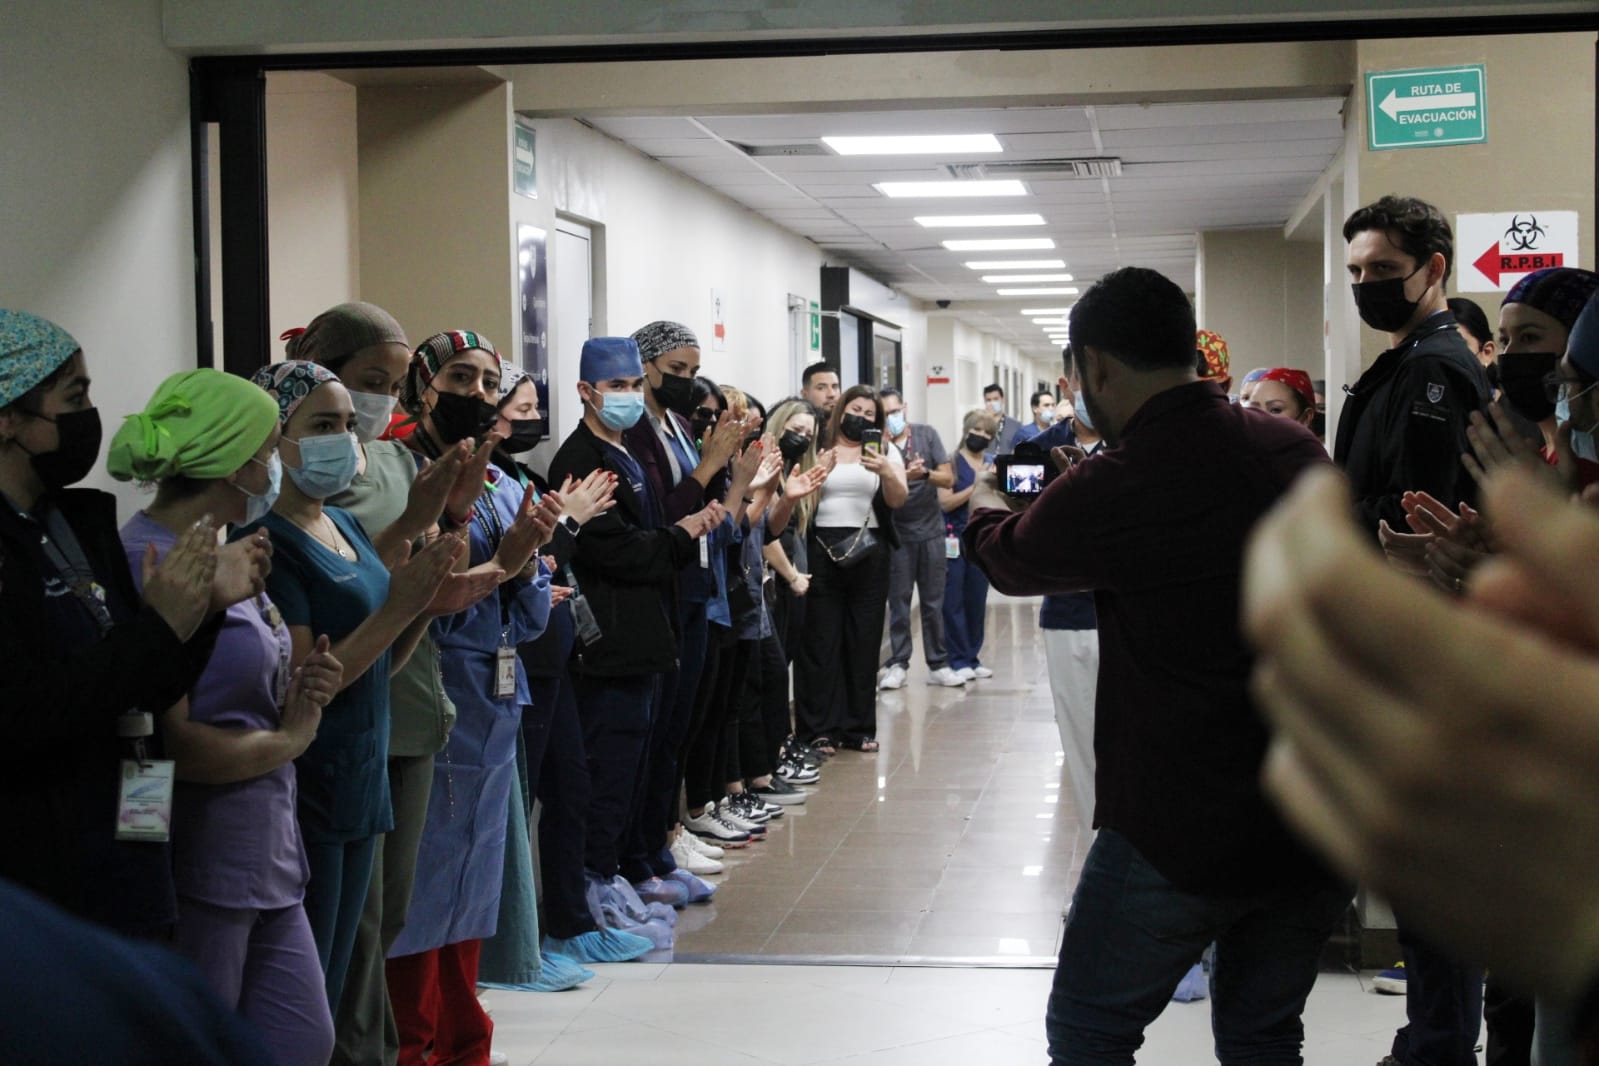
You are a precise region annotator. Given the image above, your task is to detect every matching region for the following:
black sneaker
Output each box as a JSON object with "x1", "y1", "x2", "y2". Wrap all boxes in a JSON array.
[
  {"x1": 782, "y1": 735, "x2": 826, "y2": 768},
  {"x1": 777, "y1": 756, "x2": 821, "y2": 784},
  {"x1": 750, "y1": 778, "x2": 807, "y2": 806},
  {"x1": 728, "y1": 791, "x2": 778, "y2": 822}
]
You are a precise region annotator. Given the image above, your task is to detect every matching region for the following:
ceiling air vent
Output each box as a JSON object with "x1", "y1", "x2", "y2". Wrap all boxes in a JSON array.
[
  {"x1": 946, "y1": 158, "x2": 1123, "y2": 179},
  {"x1": 736, "y1": 142, "x2": 832, "y2": 157}
]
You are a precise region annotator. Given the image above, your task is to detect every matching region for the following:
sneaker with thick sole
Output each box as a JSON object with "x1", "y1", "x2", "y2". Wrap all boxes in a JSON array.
[
  {"x1": 726, "y1": 792, "x2": 774, "y2": 823},
  {"x1": 777, "y1": 757, "x2": 820, "y2": 784},
  {"x1": 682, "y1": 831, "x2": 724, "y2": 860},
  {"x1": 735, "y1": 790, "x2": 786, "y2": 820},
  {"x1": 670, "y1": 835, "x2": 724, "y2": 875},
  {"x1": 956, "y1": 667, "x2": 978, "y2": 682},
  {"x1": 750, "y1": 778, "x2": 807, "y2": 806},
  {"x1": 878, "y1": 663, "x2": 907, "y2": 690},
  {"x1": 927, "y1": 666, "x2": 967, "y2": 687},
  {"x1": 971, "y1": 665, "x2": 994, "y2": 679},
  {"x1": 715, "y1": 800, "x2": 767, "y2": 836},
  {"x1": 683, "y1": 807, "x2": 752, "y2": 847},
  {"x1": 1373, "y1": 962, "x2": 1406, "y2": 995}
]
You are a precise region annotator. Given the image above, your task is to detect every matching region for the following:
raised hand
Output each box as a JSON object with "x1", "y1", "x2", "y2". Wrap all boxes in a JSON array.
[
  {"x1": 701, "y1": 412, "x2": 760, "y2": 468},
  {"x1": 143, "y1": 515, "x2": 221, "y2": 641},
  {"x1": 782, "y1": 462, "x2": 829, "y2": 501},
  {"x1": 426, "y1": 566, "x2": 504, "y2": 617},
  {"x1": 750, "y1": 450, "x2": 784, "y2": 492},
  {"x1": 403, "y1": 439, "x2": 469, "y2": 531},
  {"x1": 445, "y1": 434, "x2": 505, "y2": 523},
  {"x1": 557, "y1": 469, "x2": 618, "y2": 526},
  {"x1": 676, "y1": 500, "x2": 726, "y2": 539},
  {"x1": 493, "y1": 485, "x2": 561, "y2": 577},
  {"x1": 387, "y1": 532, "x2": 467, "y2": 620},
  {"x1": 1463, "y1": 402, "x2": 1563, "y2": 492},
  {"x1": 211, "y1": 527, "x2": 272, "y2": 611},
  {"x1": 731, "y1": 436, "x2": 766, "y2": 485},
  {"x1": 905, "y1": 455, "x2": 928, "y2": 482},
  {"x1": 280, "y1": 634, "x2": 339, "y2": 755},
  {"x1": 1049, "y1": 444, "x2": 1087, "y2": 475}
]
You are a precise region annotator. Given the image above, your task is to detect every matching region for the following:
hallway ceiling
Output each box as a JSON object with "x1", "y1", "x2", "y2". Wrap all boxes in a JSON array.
[{"x1": 583, "y1": 98, "x2": 1347, "y2": 356}]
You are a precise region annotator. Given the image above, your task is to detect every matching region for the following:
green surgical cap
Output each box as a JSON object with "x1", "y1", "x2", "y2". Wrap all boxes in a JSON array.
[{"x1": 107, "y1": 368, "x2": 279, "y2": 482}]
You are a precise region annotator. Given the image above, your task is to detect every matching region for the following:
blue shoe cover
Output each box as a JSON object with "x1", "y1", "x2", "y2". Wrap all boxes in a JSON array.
[
  {"x1": 529, "y1": 960, "x2": 585, "y2": 992},
  {"x1": 544, "y1": 928, "x2": 654, "y2": 964},
  {"x1": 540, "y1": 950, "x2": 594, "y2": 984},
  {"x1": 645, "y1": 901, "x2": 678, "y2": 926},
  {"x1": 633, "y1": 876, "x2": 690, "y2": 907},
  {"x1": 1172, "y1": 962, "x2": 1209, "y2": 1002},
  {"x1": 665, "y1": 868, "x2": 716, "y2": 903}
]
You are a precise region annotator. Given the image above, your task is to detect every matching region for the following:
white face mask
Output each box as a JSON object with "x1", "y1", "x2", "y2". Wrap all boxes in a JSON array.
[
  {"x1": 986, "y1": 399, "x2": 1004, "y2": 415},
  {"x1": 348, "y1": 390, "x2": 398, "y2": 444}
]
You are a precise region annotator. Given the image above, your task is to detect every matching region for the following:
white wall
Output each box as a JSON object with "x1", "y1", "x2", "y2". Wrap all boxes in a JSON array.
[
  {"x1": 1196, "y1": 227, "x2": 1325, "y2": 378},
  {"x1": 2, "y1": 0, "x2": 195, "y2": 513},
  {"x1": 267, "y1": 72, "x2": 360, "y2": 347}
]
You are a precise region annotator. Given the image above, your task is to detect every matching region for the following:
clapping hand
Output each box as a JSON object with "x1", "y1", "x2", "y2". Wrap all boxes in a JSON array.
[
  {"x1": 1464, "y1": 402, "x2": 1568, "y2": 493},
  {"x1": 280, "y1": 634, "x2": 340, "y2": 755},
  {"x1": 143, "y1": 515, "x2": 221, "y2": 641},
  {"x1": 676, "y1": 500, "x2": 727, "y2": 539},
  {"x1": 493, "y1": 485, "x2": 562, "y2": 578},
  {"x1": 404, "y1": 440, "x2": 469, "y2": 531},
  {"x1": 211, "y1": 528, "x2": 272, "y2": 611},
  {"x1": 557, "y1": 470, "x2": 617, "y2": 527},
  {"x1": 782, "y1": 461, "x2": 829, "y2": 501},
  {"x1": 388, "y1": 533, "x2": 467, "y2": 620},
  {"x1": 445, "y1": 434, "x2": 505, "y2": 523}
]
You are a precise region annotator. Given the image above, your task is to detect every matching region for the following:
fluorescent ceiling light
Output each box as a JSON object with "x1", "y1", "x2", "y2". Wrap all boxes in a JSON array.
[
  {"x1": 982, "y1": 273, "x2": 1074, "y2": 283},
  {"x1": 942, "y1": 238, "x2": 1056, "y2": 252},
  {"x1": 823, "y1": 133, "x2": 1003, "y2": 156},
  {"x1": 997, "y1": 287, "x2": 1080, "y2": 296},
  {"x1": 1020, "y1": 307, "x2": 1073, "y2": 315},
  {"x1": 964, "y1": 259, "x2": 1065, "y2": 270},
  {"x1": 915, "y1": 214, "x2": 1044, "y2": 228},
  {"x1": 875, "y1": 180, "x2": 1026, "y2": 198},
  {"x1": 1033, "y1": 318, "x2": 1070, "y2": 325}
]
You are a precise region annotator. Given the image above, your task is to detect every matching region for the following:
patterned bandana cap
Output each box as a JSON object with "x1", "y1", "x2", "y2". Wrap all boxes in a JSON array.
[
  {"x1": 1566, "y1": 291, "x2": 1599, "y2": 381},
  {"x1": 250, "y1": 360, "x2": 339, "y2": 425},
  {"x1": 107, "y1": 368, "x2": 279, "y2": 482},
  {"x1": 497, "y1": 358, "x2": 530, "y2": 404},
  {"x1": 282, "y1": 302, "x2": 408, "y2": 368},
  {"x1": 579, "y1": 337, "x2": 644, "y2": 383},
  {"x1": 0, "y1": 310, "x2": 81, "y2": 408},
  {"x1": 631, "y1": 320, "x2": 700, "y2": 363},
  {"x1": 1260, "y1": 367, "x2": 1317, "y2": 410},
  {"x1": 404, "y1": 330, "x2": 497, "y2": 411},
  {"x1": 1196, "y1": 329, "x2": 1231, "y2": 383},
  {"x1": 1503, "y1": 267, "x2": 1599, "y2": 331},
  {"x1": 1242, "y1": 367, "x2": 1270, "y2": 385}
]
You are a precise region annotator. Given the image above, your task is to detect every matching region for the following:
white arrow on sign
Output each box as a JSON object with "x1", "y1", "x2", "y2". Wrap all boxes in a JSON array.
[{"x1": 1379, "y1": 88, "x2": 1478, "y2": 121}]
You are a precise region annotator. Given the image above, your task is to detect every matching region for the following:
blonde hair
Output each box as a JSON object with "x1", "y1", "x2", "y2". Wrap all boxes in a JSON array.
[
  {"x1": 766, "y1": 398, "x2": 820, "y2": 534},
  {"x1": 962, "y1": 408, "x2": 999, "y2": 436},
  {"x1": 721, "y1": 384, "x2": 749, "y2": 420}
]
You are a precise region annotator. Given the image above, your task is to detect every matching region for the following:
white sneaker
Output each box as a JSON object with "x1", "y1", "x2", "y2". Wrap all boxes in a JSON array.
[
  {"x1": 488, "y1": 1053, "x2": 509, "y2": 1066},
  {"x1": 972, "y1": 666, "x2": 994, "y2": 679},
  {"x1": 671, "y1": 834, "x2": 724, "y2": 875},
  {"x1": 684, "y1": 806, "x2": 752, "y2": 847},
  {"x1": 683, "y1": 831, "x2": 724, "y2": 859},
  {"x1": 927, "y1": 666, "x2": 966, "y2": 687},
  {"x1": 956, "y1": 667, "x2": 978, "y2": 682},
  {"x1": 716, "y1": 800, "x2": 767, "y2": 834},
  {"x1": 878, "y1": 663, "x2": 907, "y2": 690}
]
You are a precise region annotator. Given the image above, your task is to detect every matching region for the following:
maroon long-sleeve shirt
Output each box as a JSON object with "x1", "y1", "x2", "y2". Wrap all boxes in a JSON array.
[{"x1": 965, "y1": 381, "x2": 1338, "y2": 895}]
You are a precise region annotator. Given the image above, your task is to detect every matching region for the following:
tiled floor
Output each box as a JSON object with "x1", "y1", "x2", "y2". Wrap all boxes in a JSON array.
[
  {"x1": 482, "y1": 964, "x2": 1408, "y2": 1064},
  {"x1": 484, "y1": 595, "x2": 1412, "y2": 1063},
  {"x1": 674, "y1": 597, "x2": 1082, "y2": 963}
]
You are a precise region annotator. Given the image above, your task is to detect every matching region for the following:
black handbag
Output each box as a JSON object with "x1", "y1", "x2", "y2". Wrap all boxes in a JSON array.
[{"x1": 816, "y1": 517, "x2": 880, "y2": 570}]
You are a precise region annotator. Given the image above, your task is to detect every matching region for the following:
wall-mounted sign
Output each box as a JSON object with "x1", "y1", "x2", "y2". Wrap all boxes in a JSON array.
[
  {"x1": 1456, "y1": 211, "x2": 1579, "y2": 292},
  {"x1": 711, "y1": 289, "x2": 727, "y2": 352},
  {"x1": 927, "y1": 363, "x2": 950, "y2": 386},
  {"x1": 513, "y1": 122, "x2": 537, "y2": 200},
  {"x1": 809, "y1": 300, "x2": 821, "y2": 352},
  {"x1": 1366, "y1": 65, "x2": 1486, "y2": 151}
]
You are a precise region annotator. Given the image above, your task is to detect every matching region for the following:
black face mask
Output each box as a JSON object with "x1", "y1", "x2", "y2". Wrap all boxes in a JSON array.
[
  {"x1": 965, "y1": 432, "x2": 992, "y2": 454},
  {"x1": 1351, "y1": 263, "x2": 1427, "y2": 333},
  {"x1": 839, "y1": 413, "x2": 870, "y2": 443},
  {"x1": 430, "y1": 391, "x2": 500, "y2": 445},
  {"x1": 500, "y1": 417, "x2": 547, "y2": 453},
  {"x1": 778, "y1": 431, "x2": 811, "y2": 464},
  {"x1": 650, "y1": 370, "x2": 696, "y2": 418},
  {"x1": 1498, "y1": 352, "x2": 1561, "y2": 423},
  {"x1": 19, "y1": 407, "x2": 102, "y2": 490}
]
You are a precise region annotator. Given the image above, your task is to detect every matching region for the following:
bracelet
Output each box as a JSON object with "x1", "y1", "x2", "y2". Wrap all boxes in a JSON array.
[{"x1": 440, "y1": 507, "x2": 475, "y2": 532}]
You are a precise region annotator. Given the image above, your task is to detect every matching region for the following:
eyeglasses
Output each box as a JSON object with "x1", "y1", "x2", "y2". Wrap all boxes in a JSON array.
[
  {"x1": 692, "y1": 406, "x2": 720, "y2": 422},
  {"x1": 1542, "y1": 373, "x2": 1598, "y2": 405}
]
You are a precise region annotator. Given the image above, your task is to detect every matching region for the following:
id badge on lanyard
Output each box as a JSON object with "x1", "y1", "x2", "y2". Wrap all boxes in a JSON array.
[
  {"x1": 114, "y1": 711, "x2": 174, "y2": 842},
  {"x1": 495, "y1": 628, "x2": 517, "y2": 699}
]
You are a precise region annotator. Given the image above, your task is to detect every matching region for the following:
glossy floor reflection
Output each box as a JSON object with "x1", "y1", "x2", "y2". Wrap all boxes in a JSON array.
[{"x1": 674, "y1": 596, "x2": 1082, "y2": 963}]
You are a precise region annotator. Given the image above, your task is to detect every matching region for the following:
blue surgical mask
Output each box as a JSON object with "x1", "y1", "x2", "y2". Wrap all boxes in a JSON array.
[
  {"x1": 232, "y1": 452, "x2": 281, "y2": 525},
  {"x1": 1072, "y1": 390, "x2": 1094, "y2": 431},
  {"x1": 283, "y1": 431, "x2": 359, "y2": 499},
  {"x1": 594, "y1": 390, "x2": 645, "y2": 431},
  {"x1": 1039, "y1": 407, "x2": 1056, "y2": 425},
  {"x1": 348, "y1": 390, "x2": 397, "y2": 444},
  {"x1": 1557, "y1": 383, "x2": 1599, "y2": 462},
  {"x1": 885, "y1": 412, "x2": 907, "y2": 437}
]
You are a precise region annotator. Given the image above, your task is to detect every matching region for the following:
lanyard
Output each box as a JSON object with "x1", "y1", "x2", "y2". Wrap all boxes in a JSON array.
[{"x1": 5, "y1": 498, "x2": 115, "y2": 636}]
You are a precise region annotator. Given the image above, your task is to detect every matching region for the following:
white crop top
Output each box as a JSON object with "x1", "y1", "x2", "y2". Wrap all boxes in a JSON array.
[{"x1": 813, "y1": 443, "x2": 902, "y2": 529}]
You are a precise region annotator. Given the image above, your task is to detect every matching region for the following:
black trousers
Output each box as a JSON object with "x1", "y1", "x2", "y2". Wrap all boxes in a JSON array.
[
  {"x1": 1392, "y1": 920, "x2": 1485, "y2": 1066},
  {"x1": 683, "y1": 624, "x2": 739, "y2": 811},
  {"x1": 531, "y1": 670, "x2": 594, "y2": 940},
  {"x1": 794, "y1": 535, "x2": 890, "y2": 746},
  {"x1": 571, "y1": 672, "x2": 657, "y2": 880},
  {"x1": 1484, "y1": 976, "x2": 1533, "y2": 1066}
]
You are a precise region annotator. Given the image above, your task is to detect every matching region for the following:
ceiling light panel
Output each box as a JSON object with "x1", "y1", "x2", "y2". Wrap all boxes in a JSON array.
[
  {"x1": 981, "y1": 273, "x2": 1074, "y2": 283},
  {"x1": 875, "y1": 180, "x2": 1026, "y2": 198},
  {"x1": 915, "y1": 214, "x2": 1044, "y2": 228},
  {"x1": 942, "y1": 238, "x2": 1056, "y2": 251},
  {"x1": 996, "y1": 287, "x2": 1080, "y2": 296},
  {"x1": 963, "y1": 259, "x2": 1065, "y2": 270},
  {"x1": 823, "y1": 134, "x2": 1003, "y2": 156},
  {"x1": 1032, "y1": 318, "x2": 1071, "y2": 325},
  {"x1": 1021, "y1": 307, "x2": 1074, "y2": 315}
]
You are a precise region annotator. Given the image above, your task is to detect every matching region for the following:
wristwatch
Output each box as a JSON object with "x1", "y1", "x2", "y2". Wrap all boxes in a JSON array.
[{"x1": 558, "y1": 514, "x2": 581, "y2": 537}]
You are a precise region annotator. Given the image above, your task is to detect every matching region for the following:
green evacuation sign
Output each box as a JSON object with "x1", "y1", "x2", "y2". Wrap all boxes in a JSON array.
[{"x1": 1366, "y1": 65, "x2": 1486, "y2": 151}]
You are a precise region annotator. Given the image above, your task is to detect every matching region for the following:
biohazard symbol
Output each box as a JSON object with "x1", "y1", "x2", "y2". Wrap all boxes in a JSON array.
[{"x1": 1503, "y1": 215, "x2": 1547, "y2": 252}]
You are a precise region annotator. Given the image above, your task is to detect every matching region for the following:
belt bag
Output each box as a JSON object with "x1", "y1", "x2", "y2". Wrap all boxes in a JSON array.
[{"x1": 816, "y1": 518, "x2": 879, "y2": 570}]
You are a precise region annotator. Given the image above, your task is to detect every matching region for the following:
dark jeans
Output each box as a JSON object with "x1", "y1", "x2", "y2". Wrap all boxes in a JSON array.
[
  {"x1": 622, "y1": 599, "x2": 707, "y2": 882},
  {"x1": 751, "y1": 633, "x2": 790, "y2": 776},
  {"x1": 1046, "y1": 829, "x2": 1348, "y2": 1066},
  {"x1": 1484, "y1": 976, "x2": 1533, "y2": 1066},
  {"x1": 886, "y1": 536, "x2": 948, "y2": 669},
  {"x1": 1392, "y1": 922, "x2": 1484, "y2": 1066},
  {"x1": 794, "y1": 535, "x2": 890, "y2": 746},
  {"x1": 571, "y1": 672, "x2": 657, "y2": 880},
  {"x1": 533, "y1": 670, "x2": 595, "y2": 940},
  {"x1": 943, "y1": 546, "x2": 990, "y2": 671}
]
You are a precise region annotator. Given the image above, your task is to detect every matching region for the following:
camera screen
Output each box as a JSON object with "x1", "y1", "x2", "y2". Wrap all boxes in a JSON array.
[{"x1": 1004, "y1": 463, "x2": 1046, "y2": 494}]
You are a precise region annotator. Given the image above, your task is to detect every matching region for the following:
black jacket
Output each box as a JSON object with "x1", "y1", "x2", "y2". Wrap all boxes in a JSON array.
[
  {"x1": 1334, "y1": 310, "x2": 1491, "y2": 537},
  {"x1": 547, "y1": 421, "x2": 698, "y2": 677},
  {"x1": 0, "y1": 488, "x2": 219, "y2": 933}
]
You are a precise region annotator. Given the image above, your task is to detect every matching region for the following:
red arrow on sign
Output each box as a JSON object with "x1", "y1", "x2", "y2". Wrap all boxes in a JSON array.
[{"x1": 1473, "y1": 242, "x2": 1566, "y2": 287}]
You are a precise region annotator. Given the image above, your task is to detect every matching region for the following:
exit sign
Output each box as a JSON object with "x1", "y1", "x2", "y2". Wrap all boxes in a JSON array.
[{"x1": 1366, "y1": 65, "x2": 1487, "y2": 151}]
